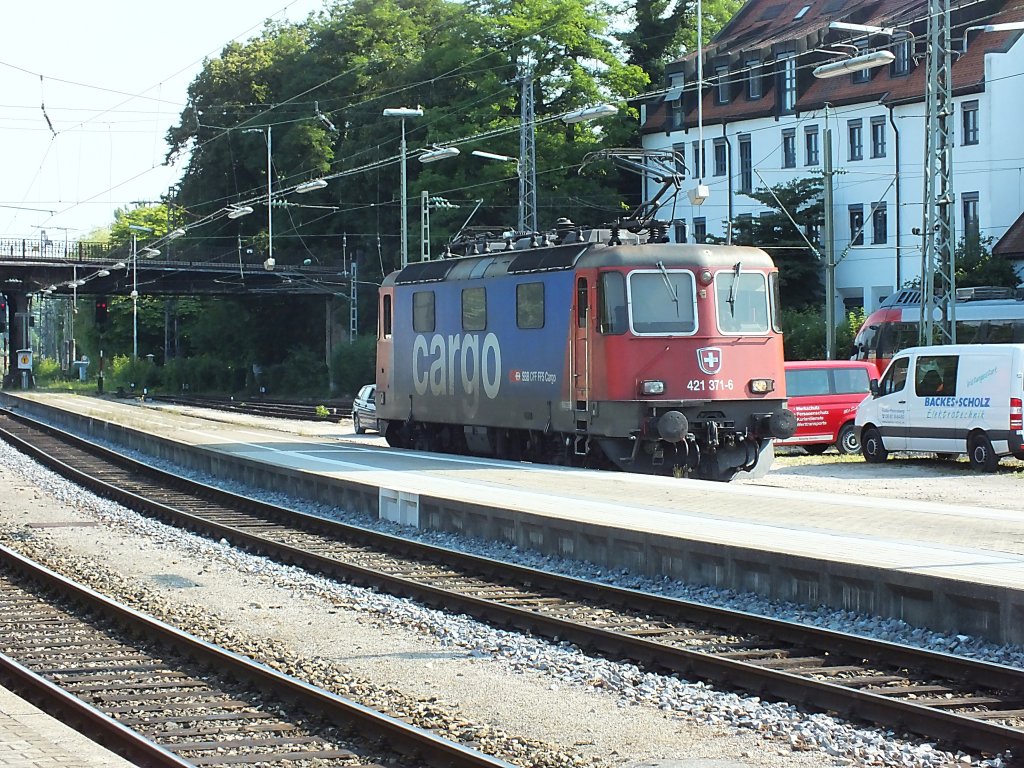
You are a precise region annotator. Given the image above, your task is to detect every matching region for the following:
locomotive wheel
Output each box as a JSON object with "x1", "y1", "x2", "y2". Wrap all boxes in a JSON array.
[{"x1": 545, "y1": 436, "x2": 572, "y2": 466}]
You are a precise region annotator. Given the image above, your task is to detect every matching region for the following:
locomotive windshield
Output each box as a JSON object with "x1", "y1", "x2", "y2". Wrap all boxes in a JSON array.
[
  {"x1": 627, "y1": 270, "x2": 697, "y2": 334},
  {"x1": 715, "y1": 271, "x2": 769, "y2": 333}
]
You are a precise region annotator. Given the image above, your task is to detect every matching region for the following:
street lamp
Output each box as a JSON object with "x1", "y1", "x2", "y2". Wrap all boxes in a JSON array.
[
  {"x1": 383, "y1": 107, "x2": 424, "y2": 269},
  {"x1": 472, "y1": 149, "x2": 526, "y2": 231},
  {"x1": 127, "y1": 224, "x2": 154, "y2": 358},
  {"x1": 243, "y1": 126, "x2": 273, "y2": 270},
  {"x1": 963, "y1": 21, "x2": 1024, "y2": 51},
  {"x1": 419, "y1": 146, "x2": 460, "y2": 163},
  {"x1": 295, "y1": 178, "x2": 328, "y2": 193},
  {"x1": 562, "y1": 103, "x2": 619, "y2": 123},
  {"x1": 813, "y1": 41, "x2": 894, "y2": 359}
]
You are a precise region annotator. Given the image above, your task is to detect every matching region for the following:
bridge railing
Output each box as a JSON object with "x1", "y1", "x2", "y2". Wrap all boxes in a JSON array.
[{"x1": 0, "y1": 239, "x2": 123, "y2": 261}]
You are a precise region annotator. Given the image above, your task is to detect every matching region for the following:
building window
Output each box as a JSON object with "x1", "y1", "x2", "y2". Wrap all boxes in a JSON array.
[
  {"x1": 746, "y1": 59, "x2": 762, "y2": 99},
  {"x1": 849, "y1": 205, "x2": 865, "y2": 246},
  {"x1": 739, "y1": 135, "x2": 752, "y2": 193},
  {"x1": 782, "y1": 129, "x2": 796, "y2": 168},
  {"x1": 962, "y1": 100, "x2": 979, "y2": 145},
  {"x1": 804, "y1": 125, "x2": 819, "y2": 166},
  {"x1": 852, "y1": 43, "x2": 871, "y2": 83},
  {"x1": 692, "y1": 140, "x2": 706, "y2": 179},
  {"x1": 673, "y1": 143, "x2": 687, "y2": 176},
  {"x1": 715, "y1": 65, "x2": 730, "y2": 104},
  {"x1": 892, "y1": 36, "x2": 912, "y2": 76},
  {"x1": 693, "y1": 217, "x2": 707, "y2": 243},
  {"x1": 779, "y1": 53, "x2": 797, "y2": 113},
  {"x1": 962, "y1": 192, "x2": 980, "y2": 240},
  {"x1": 871, "y1": 117, "x2": 886, "y2": 158},
  {"x1": 871, "y1": 202, "x2": 887, "y2": 244},
  {"x1": 848, "y1": 119, "x2": 863, "y2": 161},
  {"x1": 673, "y1": 220, "x2": 688, "y2": 243},
  {"x1": 713, "y1": 138, "x2": 728, "y2": 176}
]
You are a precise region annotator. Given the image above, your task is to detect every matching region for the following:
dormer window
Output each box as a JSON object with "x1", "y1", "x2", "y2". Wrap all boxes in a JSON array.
[
  {"x1": 794, "y1": 4, "x2": 811, "y2": 19},
  {"x1": 891, "y1": 36, "x2": 912, "y2": 76},
  {"x1": 746, "y1": 58, "x2": 762, "y2": 99},
  {"x1": 778, "y1": 52, "x2": 798, "y2": 113},
  {"x1": 716, "y1": 65, "x2": 731, "y2": 104}
]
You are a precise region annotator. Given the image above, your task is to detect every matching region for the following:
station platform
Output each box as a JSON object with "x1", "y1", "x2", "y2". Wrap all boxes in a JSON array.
[
  {"x1": 3, "y1": 391, "x2": 1024, "y2": 649},
  {"x1": 0, "y1": 684, "x2": 135, "y2": 767}
]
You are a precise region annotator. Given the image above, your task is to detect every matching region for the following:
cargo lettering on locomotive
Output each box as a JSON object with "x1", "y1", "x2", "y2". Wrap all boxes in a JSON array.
[{"x1": 412, "y1": 332, "x2": 502, "y2": 399}]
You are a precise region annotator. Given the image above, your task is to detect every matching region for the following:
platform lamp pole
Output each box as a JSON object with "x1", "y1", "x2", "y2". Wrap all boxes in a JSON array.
[
  {"x1": 383, "y1": 107, "x2": 424, "y2": 269},
  {"x1": 127, "y1": 224, "x2": 153, "y2": 358}
]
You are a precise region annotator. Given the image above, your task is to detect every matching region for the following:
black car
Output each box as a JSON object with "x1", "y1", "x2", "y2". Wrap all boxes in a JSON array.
[{"x1": 352, "y1": 384, "x2": 377, "y2": 434}]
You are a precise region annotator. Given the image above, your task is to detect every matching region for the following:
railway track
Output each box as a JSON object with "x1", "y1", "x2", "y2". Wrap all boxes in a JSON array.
[
  {"x1": 0, "y1": 541, "x2": 514, "y2": 767},
  {"x1": 1, "y1": 408, "x2": 1022, "y2": 758},
  {"x1": 148, "y1": 393, "x2": 352, "y2": 422}
]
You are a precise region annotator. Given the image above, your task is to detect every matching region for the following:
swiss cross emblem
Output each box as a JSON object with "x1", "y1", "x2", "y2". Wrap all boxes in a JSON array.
[{"x1": 697, "y1": 347, "x2": 722, "y2": 375}]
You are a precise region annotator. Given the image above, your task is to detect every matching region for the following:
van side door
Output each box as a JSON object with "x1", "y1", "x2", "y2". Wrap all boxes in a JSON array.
[
  {"x1": 873, "y1": 355, "x2": 911, "y2": 450},
  {"x1": 909, "y1": 354, "x2": 960, "y2": 453}
]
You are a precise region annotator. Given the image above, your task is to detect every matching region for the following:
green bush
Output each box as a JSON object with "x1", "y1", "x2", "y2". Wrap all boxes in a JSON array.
[
  {"x1": 32, "y1": 357, "x2": 65, "y2": 385},
  {"x1": 330, "y1": 335, "x2": 376, "y2": 397},
  {"x1": 106, "y1": 354, "x2": 163, "y2": 393}
]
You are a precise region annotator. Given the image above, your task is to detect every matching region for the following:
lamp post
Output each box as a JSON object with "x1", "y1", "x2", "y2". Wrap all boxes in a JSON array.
[
  {"x1": 243, "y1": 126, "x2": 273, "y2": 270},
  {"x1": 383, "y1": 107, "x2": 424, "y2": 269},
  {"x1": 127, "y1": 224, "x2": 154, "y2": 358},
  {"x1": 472, "y1": 150, "x2": 525, "y2": 231}
]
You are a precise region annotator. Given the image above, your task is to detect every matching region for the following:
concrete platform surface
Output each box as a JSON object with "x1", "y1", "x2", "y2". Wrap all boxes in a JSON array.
[{"x1": 3, "y1": 391, "x2": 1024, "y2": 646}]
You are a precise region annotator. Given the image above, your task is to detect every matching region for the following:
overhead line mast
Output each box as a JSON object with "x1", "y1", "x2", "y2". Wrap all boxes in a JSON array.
[{"x1": 920, "y1": 0, "x2": 956, "y2": 345}]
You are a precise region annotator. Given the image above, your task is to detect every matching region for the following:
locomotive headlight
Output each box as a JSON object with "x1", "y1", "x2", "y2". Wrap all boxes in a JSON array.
[
  {"x1": 749, "y1": 378, "x2": 775, "y2": 394},
  {"x1": 640, "y1": 380, "x2": 666, "y2": 396}
]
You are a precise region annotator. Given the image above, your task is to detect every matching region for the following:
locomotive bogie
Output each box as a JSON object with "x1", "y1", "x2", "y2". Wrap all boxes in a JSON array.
[{"x1": 376, "y1": 230, "x2": 795, "y2": 481}]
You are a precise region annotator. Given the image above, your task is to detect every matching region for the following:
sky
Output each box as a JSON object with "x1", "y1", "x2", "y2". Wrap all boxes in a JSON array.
[{"x1": 0, "y1": 0, "x2": 326, "y2": 243}]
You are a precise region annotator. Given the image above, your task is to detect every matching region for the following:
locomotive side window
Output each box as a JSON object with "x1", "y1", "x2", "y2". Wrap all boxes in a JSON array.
[
  {"x1": 413, "y1": 291, "x2": 435, "y2": 333},
  {"x1": 715, "y1": 270, "x2": 769, "y2": 334},
  {"x1": 598, "y1": 272, "x2": 627, "y2": 334},
  {"x1": 769, "y1": 272, "x2": 783, "y2": 333},
  {"x1": 462, "y1": 287, "x2": 487, "y2": 331},
  {"x1": 381, "y1": 294, "x2": 393, "y2": 339},
  {"x1": 516, "y1": 282, "x2": 544, "y2": 329},
  {"x1": 627, "y1": 270, "x2": 697, "y2": 335}
]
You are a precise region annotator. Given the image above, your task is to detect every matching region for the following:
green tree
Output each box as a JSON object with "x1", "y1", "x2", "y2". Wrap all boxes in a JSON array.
[
  {"x1": 719, "y1": 176, "x2": 825, "y2": 309},
  {"x1": 620, "y1": 0, "x2": 743, "y2": 86},
  {"x1": 955, "y1": 235, "x2": 1019, "y2": 289}
]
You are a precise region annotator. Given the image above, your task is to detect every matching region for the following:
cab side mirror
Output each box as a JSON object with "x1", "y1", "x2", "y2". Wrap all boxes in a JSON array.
[{"x1": 869, "y1": 378, "x2": 880, "y2": 396}]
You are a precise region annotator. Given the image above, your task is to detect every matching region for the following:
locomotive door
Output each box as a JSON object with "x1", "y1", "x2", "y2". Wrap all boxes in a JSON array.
[{"x1": 572, "y1": 277, "x2": 590, "y2": 454}]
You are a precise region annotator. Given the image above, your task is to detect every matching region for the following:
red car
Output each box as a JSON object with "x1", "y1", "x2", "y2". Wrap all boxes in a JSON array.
[{"x1": 776, "y1": 360, "x2": 875, "y2": 455}]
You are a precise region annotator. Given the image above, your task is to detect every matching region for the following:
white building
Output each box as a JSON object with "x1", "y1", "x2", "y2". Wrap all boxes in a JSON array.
[{"x1": 640, "y1": 0, "x2": 1024, "y2": 318}]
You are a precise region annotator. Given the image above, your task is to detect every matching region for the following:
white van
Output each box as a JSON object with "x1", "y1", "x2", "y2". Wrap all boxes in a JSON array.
[{"x1": 855, "y1": 343, "x2": 1024, "y2": 471}]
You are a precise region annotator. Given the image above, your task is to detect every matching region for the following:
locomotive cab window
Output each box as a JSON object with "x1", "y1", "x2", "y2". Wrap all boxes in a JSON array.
[
  {"x1": 462, "y1": 286, "x2": 487, "y2": 331},
  {"x1": 516, "y1": 282, "x2": 544, "y2": 329},
  {"x1": 715, "y1": 269, "x2": 769, "y2": 334},
  {"x1": 627, "y1": 269, "x2": 697, "y2": 335},
  {"x1": 769, "y1": 272, "x2": 783, "y2": 333},
  {"x1": 598, "y1": 271, "x2": 627, "y2": 334},
  {"x1": 413, "y1": 291, "x2": 435, "y2": 333}
]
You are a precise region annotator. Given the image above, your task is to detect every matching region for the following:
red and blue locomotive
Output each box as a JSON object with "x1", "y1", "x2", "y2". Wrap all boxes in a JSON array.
[{"x1": 375, "y1": 219, "x2": 797, "y2": 481}]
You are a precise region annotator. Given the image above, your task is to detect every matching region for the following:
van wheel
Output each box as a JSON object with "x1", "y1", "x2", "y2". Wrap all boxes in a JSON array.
[
  {"x1": 804, "y1": 444, "x2": 829, "y2": 455},
  {"x1": 968, "y1": 433, "x2": 999, "y2": 473},
  {"x1": 862, "y1": 427, "x2": 888, "y2": 463},
  {"x1": 836, "y1": 423, "x2": 861, "y2": 455}
]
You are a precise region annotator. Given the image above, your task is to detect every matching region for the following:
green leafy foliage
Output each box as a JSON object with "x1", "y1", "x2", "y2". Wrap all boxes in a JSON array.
[{"x1": 781, "y1": 306, "x2": 865, "y2": 361}]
